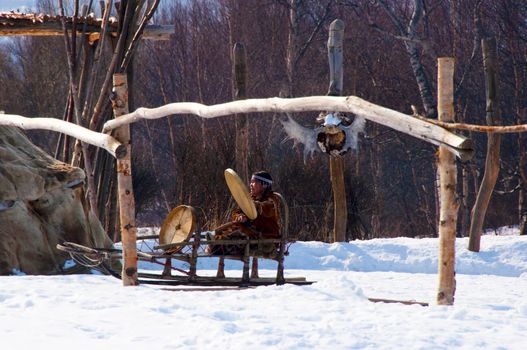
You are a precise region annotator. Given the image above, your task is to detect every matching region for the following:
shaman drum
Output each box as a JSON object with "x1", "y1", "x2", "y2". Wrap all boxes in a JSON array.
[
  {"x1": 159, "y1": 205, "x2": 196, "y2": 253},
  {"x1": 224, "y1": 168, "x2": 257, "y2": 220}
]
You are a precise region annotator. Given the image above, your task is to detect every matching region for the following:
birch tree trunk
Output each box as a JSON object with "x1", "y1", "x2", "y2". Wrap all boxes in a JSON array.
[
  {"x1": 112, "y1": 73, "x2": 138, "y2": 286},
  {"x1": 468, "y1": 37, "x2": 502, "y2": 252},
  {"x1": 436, "y1": 57, "x2": 458, "y2": 306},
  {"x1": 376, "y1": 0, "x2": 436, "y2": 118}
]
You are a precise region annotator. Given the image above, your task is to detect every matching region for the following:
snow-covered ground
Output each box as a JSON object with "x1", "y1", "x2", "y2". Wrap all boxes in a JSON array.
[{"x1": 1, "y1": 229, "x2": 527, "y2": 349}]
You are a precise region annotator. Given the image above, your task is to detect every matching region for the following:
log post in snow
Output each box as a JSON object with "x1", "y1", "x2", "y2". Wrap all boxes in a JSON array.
[
  {"x1": 327, "y1": 19, "x2": 347, "y2": 243},
  {"x1": 112, "y1": 73, "x2": 138, "y2": 286},
  {"x1": 436, "y1": 57, "x2": 458, "y2": 306},
  {"x1": 468, "y1": 37, "x2": 502, "y2": 252}
]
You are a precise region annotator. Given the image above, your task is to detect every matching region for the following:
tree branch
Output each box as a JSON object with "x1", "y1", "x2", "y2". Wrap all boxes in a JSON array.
[
  {"x1": 414, "y1": 115, "x2": 527, "y2": 133},
  {"x1": 407, "y1": 0, "x2": 423, "y2": 36},
  {"x1": 294, "y1": 0, "x2": 333, "y2": 68},
  {"x1": 89, "y1": 0, "x2": 135, "y2": 130},
  {"x1": 119, "y1": 0, "x2": 161, "y2": 71},
  {"x1": 375, "y1": 0, "x2": 407, "y2": 35}
]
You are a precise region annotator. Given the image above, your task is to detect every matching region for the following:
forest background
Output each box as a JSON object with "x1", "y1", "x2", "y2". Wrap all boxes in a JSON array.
[{"x1": 0, "y1": 0, "x2": 525, "y2": 242}]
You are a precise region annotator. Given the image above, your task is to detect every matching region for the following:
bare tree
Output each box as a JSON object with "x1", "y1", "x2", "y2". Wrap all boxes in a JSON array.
[{"x1": 365, "y1": 0, "x2": 437, "y2": 118}]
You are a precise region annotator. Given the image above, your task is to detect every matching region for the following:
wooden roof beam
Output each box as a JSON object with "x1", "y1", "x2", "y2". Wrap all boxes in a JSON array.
[{"x1": 0, "y1": 12, "x2": 173, "y2": 41}]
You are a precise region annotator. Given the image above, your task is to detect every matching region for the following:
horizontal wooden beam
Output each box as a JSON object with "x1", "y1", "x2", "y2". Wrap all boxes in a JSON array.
[
  {"x1": 0, "y1": 13, "x2": 173, "y2": 40},
  {"x1": 416, "y1": 115, "x2": 527, "y2": 133},
  {"x1": 102, "y1": 95, "x2": 475, "y2": 161},
  {"x1": 0, "y1": 114, "x2": 125, "y2": 158},
  {"x1": 0, "y1": 25, "x2": 173, "y2": 41}
]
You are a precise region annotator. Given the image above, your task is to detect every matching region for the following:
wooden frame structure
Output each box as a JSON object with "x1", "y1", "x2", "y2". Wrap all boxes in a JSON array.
[
  {"x1": 3, "y1": 58, "x2": 525, "y2": 301},
  {"x1": 1, "y1": 9, "x2": 523, "y2": 302}
]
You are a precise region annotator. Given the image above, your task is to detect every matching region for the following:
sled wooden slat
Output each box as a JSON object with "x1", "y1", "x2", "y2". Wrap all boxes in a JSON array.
[{"x1": 136, "y1": 273, "x2": 312, "y2": 287}]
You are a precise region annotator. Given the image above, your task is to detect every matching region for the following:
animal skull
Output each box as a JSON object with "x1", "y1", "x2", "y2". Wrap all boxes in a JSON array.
[{"x1": 281, "y1": 112, "x2": 365, "y2": 162}]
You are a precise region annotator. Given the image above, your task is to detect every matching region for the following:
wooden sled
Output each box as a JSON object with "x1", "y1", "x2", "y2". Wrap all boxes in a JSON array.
[
  {"x1": 58, "y1": 169, "x2": 313, "y2": 287},
  {"x1": 57, "y1": 200, "x2": 313, "y2": 287}
]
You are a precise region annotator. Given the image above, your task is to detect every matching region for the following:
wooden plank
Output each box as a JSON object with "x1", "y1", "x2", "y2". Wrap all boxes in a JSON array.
[
  {"x1": 161, "y1": 287, "x2": 256, "y2": 292},
  {"x1": 368, "y1": 297, "x2": 429, "y2": 307},
  {"x1": 136, "y1": 273, "x2": 313, "y2": 287},
  {"x1": 138, "y1": 272, "x2": 306, "y2": 282}
]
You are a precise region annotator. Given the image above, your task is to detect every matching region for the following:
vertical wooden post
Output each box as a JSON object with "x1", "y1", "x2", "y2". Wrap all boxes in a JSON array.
[
  {"x1": 436, "y1": 57, "x2": 458, "y2": 305},
  {"x1": 233, "y1": 42, "x2": 249, "y2": 183},
  {"x1": 468, "y1": 37, "x2": 502, "y2": 251},
  {"x1": 232, "y1": 42, "x2": 260, "y2": 278},
  {"x1": 112, "y1": 73, "x2": 138, "y2": 286},
  {"x1": 330, "y1": 157, "x2": 347, "y2": 242},
  {"x1": 327, "y1": 19, "x2": 347, "y2": 242},
  {"x1": 327, "y1": 19, "x2": 344, "y2": 96},
  {"x1": 189, "y1": 208, "x2": 200, "y2": 280}
]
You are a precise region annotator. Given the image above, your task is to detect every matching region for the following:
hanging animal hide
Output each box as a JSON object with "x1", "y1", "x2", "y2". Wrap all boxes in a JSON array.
[{"x1": 280, "y1": 112, "x2": 365, "y2": 162}]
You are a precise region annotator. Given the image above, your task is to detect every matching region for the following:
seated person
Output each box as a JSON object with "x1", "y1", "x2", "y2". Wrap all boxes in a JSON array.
[{"x1": 208, "y1": 171, "x2": 281, "y2": 255}]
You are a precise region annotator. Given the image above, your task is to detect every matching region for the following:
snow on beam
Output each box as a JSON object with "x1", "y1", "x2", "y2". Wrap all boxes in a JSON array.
[
  {"x1": 0, "y1": 114, "x2": 126, "y2": 158},
  {"x1": 102, "y1": 95, "x2": 474, "y2": 161},
  {"x1": 0, "y1": 13, "x2": 173, "y2": 40}
]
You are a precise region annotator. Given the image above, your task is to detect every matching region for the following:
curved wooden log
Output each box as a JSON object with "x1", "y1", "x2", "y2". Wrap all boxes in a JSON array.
[
  {"x1": 102, "y1": 95, "x2": 474, "y2": 160},
  {"x1": 0, "y1": 114, "x2": 126, "y2": 158}
]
